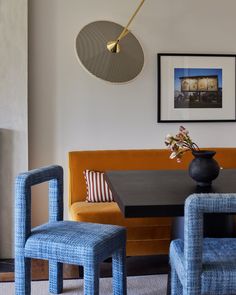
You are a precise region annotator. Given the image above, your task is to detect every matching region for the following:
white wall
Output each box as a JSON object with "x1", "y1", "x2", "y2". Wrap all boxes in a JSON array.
[
  {"x1": 29, "y1": 0, "x2": 236, "y2": 226},
  {"x1": 0, "y1": 0, "x2": 28, "y2": 257}
]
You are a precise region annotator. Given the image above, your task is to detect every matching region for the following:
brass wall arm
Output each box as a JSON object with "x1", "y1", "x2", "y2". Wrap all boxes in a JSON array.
[{"x1": 107, "y1": 0, "x2": 146, "y2": 53}]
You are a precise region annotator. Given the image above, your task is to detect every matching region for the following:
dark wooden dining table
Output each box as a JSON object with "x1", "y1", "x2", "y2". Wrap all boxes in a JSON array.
[
  {"x1": 105, "y1": 169, "x2": 236, "y2": 221},
  {"x1": 105, "y1": 169, "x2": 236, "y2": 294}
]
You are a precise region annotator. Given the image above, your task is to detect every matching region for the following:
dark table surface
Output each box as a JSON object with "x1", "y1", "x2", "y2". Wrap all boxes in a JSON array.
[{"x1": 105, "y1": 169, "x2": 236, "y2": 218}]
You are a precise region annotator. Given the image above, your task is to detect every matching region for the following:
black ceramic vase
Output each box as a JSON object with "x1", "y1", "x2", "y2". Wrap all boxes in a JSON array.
[{"x1": 188, "y1": 150, "x2": 220, "y2": 187}]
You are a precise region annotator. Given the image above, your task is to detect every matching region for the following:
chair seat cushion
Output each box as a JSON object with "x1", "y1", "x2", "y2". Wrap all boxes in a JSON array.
[
  {"x1": 170, "y1": 238, "x2": 236, "y2": 294},
  {"x1": 24, "y1": 221, "x2": 125, "y2": 265}
]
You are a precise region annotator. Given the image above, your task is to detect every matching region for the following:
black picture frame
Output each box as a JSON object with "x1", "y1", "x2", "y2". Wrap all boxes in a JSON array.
[{"x1": 157, "y1": 53, "x2": 236, "y2": 123}]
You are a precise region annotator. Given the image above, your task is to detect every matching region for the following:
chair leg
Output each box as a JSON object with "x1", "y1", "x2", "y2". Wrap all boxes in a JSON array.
[
  {"x1": 15, "y1": 256, "x2": 31, "y2": 295},
  {"x1": 112, "y1": 247, "x2": 127, "y2": 295},
  {"x1": 171, "y1": 266, "x2": 183, "y2": 295},
  {"x1": 49, "y1": 261, "x2": 63, "y2": 294},
  {"x1": 84, "y1": 262, "x2": 100, "y2": 295}
]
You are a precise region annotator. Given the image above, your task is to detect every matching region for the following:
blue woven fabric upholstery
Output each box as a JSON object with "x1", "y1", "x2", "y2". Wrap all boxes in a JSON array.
[
  {"x1": 170, "y1": 193, "x2": 236, "y2": 295},
  {"x1": 15, "y1": 165, "x2": 127, "y2": 295}
]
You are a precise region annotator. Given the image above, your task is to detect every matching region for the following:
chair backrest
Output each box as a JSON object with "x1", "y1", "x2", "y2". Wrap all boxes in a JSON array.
[
  {"x1": 15, "y1": 165, "x2": 63, "y2": 250},
  {"x1": 184, "y1": 193, "x2": 236, "y2": 292}
]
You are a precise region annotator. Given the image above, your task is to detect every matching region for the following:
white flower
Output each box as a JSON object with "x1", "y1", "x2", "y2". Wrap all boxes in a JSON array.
[
  {"x1": 164, "y1": 126, "x2": 199, "y2": 162},
  {"x1": 170, "y1": 152, "x2": 177, "y2": 159}
]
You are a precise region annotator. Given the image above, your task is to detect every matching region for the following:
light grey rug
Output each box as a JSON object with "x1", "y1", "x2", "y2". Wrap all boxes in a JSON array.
[{"x1": 0, "y1": 274, "x2": 167, "y2": 294}]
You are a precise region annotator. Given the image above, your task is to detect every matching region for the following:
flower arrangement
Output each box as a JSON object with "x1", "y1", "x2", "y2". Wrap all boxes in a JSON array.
[{"x1": 165, "y1": 126, "x2": 199, "y2": 162}]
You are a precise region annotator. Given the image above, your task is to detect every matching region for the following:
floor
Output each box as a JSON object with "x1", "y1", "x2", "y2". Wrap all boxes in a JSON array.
[{"x1": 0, "y1": 255, "x2": 169, "y2": 282}]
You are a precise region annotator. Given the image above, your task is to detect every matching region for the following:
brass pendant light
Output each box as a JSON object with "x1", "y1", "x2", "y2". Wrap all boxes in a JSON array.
[{"x1": 75, "y1": 0, "x2": 146, "y2": 83}]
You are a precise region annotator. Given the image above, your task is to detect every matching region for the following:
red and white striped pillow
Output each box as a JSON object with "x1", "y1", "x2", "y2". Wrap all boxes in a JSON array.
[{"x1": 83, "y1": 170, "x2": 114, "y2": 202}]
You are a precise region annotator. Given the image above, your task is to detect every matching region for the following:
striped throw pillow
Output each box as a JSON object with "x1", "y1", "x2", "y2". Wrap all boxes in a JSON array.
[{"x1": 83, "y1": 170, "x2": 114, "y2": 202}]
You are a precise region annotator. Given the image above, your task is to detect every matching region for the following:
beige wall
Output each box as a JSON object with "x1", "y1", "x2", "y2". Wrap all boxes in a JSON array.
[
  {"x1": 29, "y1": 1, "x2": 236, "y2": 226},
  {"x1": 0, "y1": 0, "x2": 28, "y2": 257}
]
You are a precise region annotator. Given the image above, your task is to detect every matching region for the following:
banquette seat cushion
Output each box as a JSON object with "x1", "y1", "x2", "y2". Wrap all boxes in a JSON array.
[{"x1": 68, "y1": 148, "x2": 236, "y2": 256}]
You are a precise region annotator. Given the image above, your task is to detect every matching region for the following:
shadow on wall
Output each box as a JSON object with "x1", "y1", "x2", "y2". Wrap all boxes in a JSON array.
[
  {"x1": 0, "y1": 129, "x2": 14, "y2": 258},
  {"x1": 28, "y1": 0, "x2": 59, "y2": 229},
  {"x1": 0, "y1": 129, "x2": 48, "y2": 254}
]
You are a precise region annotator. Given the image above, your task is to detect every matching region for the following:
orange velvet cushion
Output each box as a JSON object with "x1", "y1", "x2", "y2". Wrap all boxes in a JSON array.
[{"x1": 70, "y1": 201, "x2": 172, "y2": 227}]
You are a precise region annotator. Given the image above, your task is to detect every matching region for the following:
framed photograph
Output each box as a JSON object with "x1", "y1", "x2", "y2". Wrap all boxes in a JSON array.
[{"x1": 157, "y1": 53, "x2": 236, "y2": 122}]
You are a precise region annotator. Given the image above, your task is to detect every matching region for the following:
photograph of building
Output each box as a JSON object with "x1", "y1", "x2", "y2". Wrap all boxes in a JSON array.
[{"x1": 174, "y1": 68, "x2": 222, "y2": 108}]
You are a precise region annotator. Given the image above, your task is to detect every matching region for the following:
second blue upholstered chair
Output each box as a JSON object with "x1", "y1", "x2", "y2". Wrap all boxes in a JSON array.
[
  {"x1": 170, "y1": 193, "x2": 236, "y2": 295},
  {"x1": 15, "y1": 165, "x2": 127, "y2": 295}
]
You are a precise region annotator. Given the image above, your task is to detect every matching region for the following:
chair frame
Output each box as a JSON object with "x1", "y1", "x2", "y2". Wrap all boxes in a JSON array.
[
  {"x1": 15, "y1": 165, "x2": 127, "y2": 295},
  {"x1": 15, "y1": 165, "x2": 64, "y2": 294},
  {"x1": 170, "y1": 193, "x2": 236, "y2": 295}
]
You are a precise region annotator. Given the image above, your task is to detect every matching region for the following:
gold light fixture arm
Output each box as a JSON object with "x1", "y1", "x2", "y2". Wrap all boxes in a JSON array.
[
  {"x1": 116, "y1": 0, "x2": 146, "y2": 42},
  {"x1": 107, "y1": 0, "x2": 146, "y2": 53}
]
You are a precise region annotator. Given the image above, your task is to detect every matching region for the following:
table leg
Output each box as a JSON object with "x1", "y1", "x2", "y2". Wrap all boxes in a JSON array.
[
  {"x1": 204, "y1": 213, "x2": 236, "y2": 237},
  {"x1": 78, "y1": 265, "x2": 84, "y2": 278}
]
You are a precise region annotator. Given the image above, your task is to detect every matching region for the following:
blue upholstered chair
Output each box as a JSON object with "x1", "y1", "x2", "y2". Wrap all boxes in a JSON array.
[
  {"x1": 15, "y1": 165, "x2": 127, "y2": 295},
  {"x1": 170, "y1": 193, "x2": 236, "y2": 295}
]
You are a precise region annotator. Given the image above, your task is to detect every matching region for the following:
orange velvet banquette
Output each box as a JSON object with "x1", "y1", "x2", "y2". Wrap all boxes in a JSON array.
[{"x1": 68, "y1": 148, "x2": 236, "y2": 256}]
